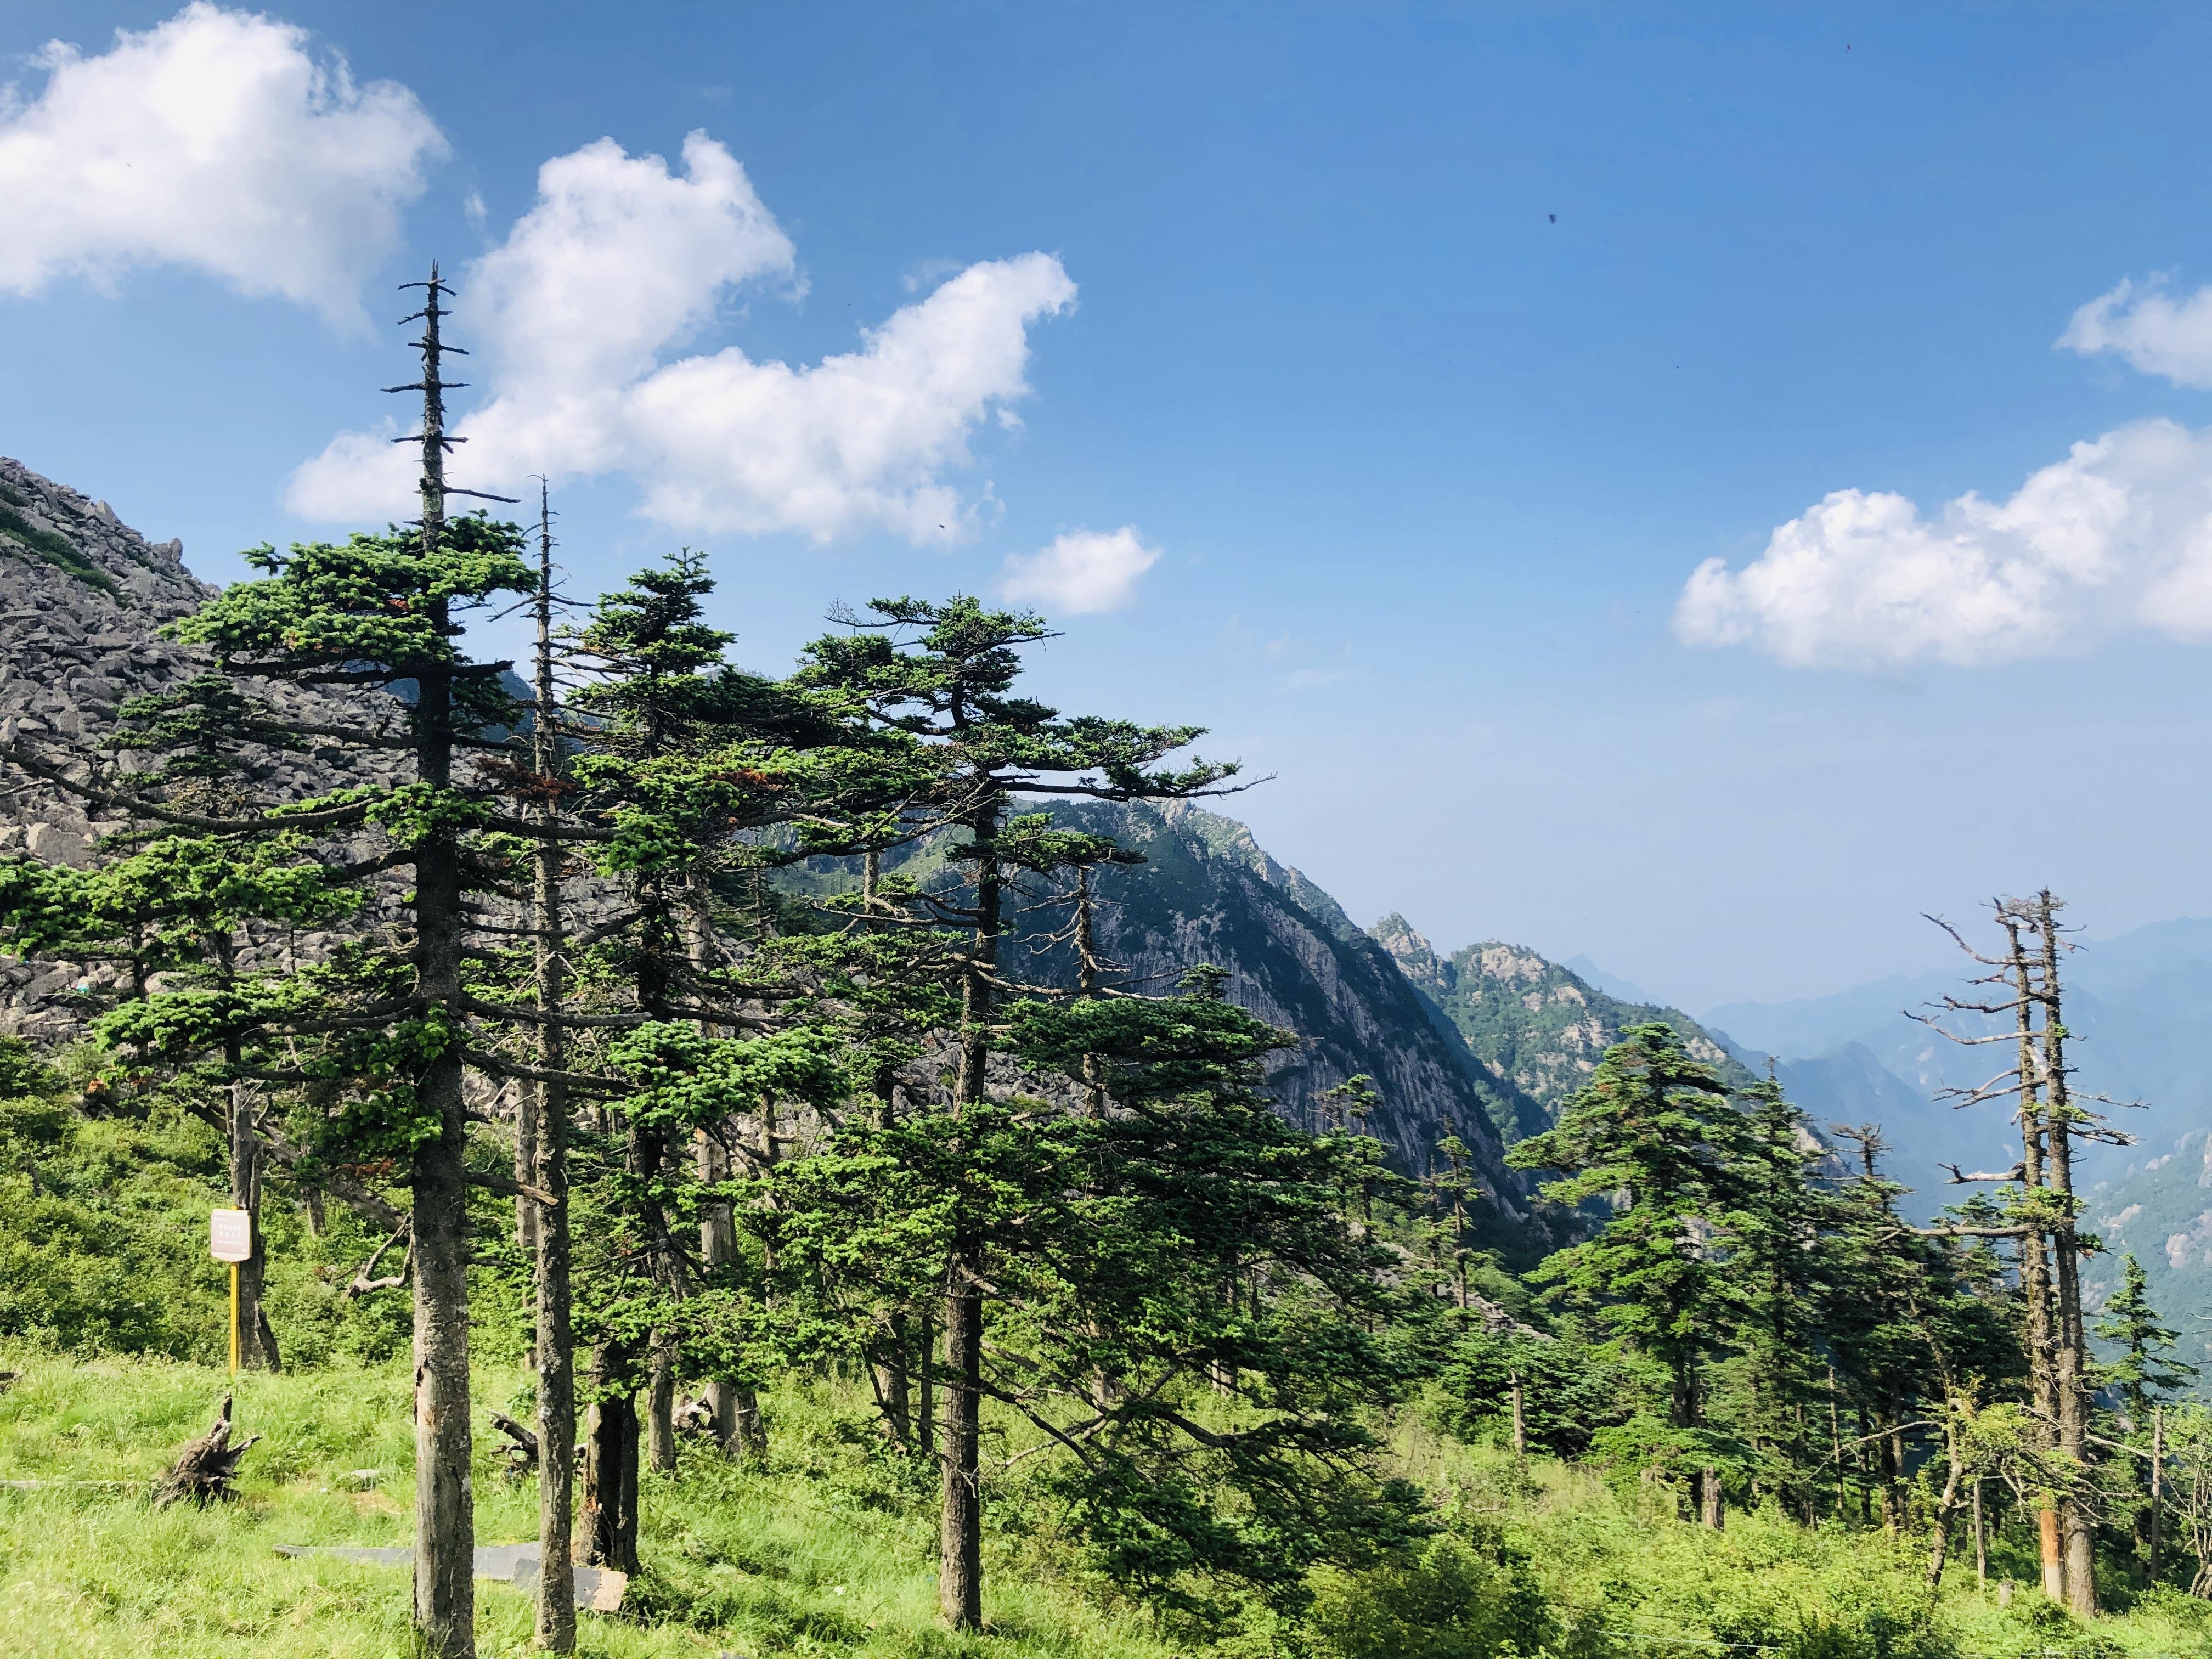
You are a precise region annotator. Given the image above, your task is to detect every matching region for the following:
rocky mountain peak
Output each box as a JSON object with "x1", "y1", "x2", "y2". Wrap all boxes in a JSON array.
[
  {"x1": 1367, "y1": 912, "x2": 1446, "y2": 989},
  {"x1": 0, "y1": 456, "x2": 214, "y2": 617}
]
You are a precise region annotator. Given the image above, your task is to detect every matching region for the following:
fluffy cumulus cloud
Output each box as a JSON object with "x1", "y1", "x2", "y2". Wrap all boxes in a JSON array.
[
  {"x1": 998, "y1": 527, "x2": 1161, "y2": 615},
  {"x1": 0, "y1": 3, "x2": 444, "y2": 324},
  {"x1": 288, "y1": 132, "x2": 1077, "y2": 543},
  {"x1": 2059, "y1": 275, "x2": 2212, "y2": 389},
  {"x1": 1675, "y1": 419, "x2": 2212, "y2": 668}
]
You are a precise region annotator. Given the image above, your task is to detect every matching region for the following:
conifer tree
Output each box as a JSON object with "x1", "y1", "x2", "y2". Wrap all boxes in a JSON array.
[
  {"x1": 789, "y1": 594, "x2": 1237, "y2": 1629},
  {"x1": 0, "y1": 269, "x2": 538, "y2": 1658},
  {"x1": 1506, "y1": 1022, "x2": 1750, "y2": 1526},
  {"x1": 2095, "y1": 1251, "x2": 2194, "y2": 1572}
]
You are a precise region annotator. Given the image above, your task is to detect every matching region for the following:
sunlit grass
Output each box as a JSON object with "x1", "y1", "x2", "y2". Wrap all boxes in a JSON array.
[{"x1": 0, "y1": 1352, "x2": 1175, "y2": 1658}]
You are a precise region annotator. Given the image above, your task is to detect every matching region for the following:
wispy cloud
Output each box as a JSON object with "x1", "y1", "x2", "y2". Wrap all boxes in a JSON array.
[{"x1": 2059, "y1": 274, "x2": 2212, "y2": 388}]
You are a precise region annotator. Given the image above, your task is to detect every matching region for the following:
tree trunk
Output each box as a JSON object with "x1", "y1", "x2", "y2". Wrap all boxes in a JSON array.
[
  {"x1": 533, "y1": 1075, "x2": 575, "y2": 1650},
  {"x1": 579, "y1": 1350, "x2": 640, "y2": 1576},
  {"x1": 874, "y1": 1312, "x2": 913, "y2": 1447},
  {"x1": 938, "y1": 800, "x2": 998, "y2": 1632},
  {"x1": 940, "y1": 1247, "x2": 984, "y2": 1632},
  {"x1": 647, "y1": 1336, "x2": 678, "y2": 1474},
  {"x1": 407, "y1": 266, "x2": 475, "y2": 1659},
  {"x1": 1510, "y1": 1370, "x2": 1526, "y2": 1459},
  {"x1": 228, "y1": 1075, "x2": 278, "y2": 1371},
  {"x1": 515, "y1": 1077, "x2": 539, "y2": 1264},
  {"x1": 917, "y1": 1308, "x2": 936, "y2": 1465},
  {"x1": 729, "y1": 1387, "x2": 766, "y2": 1463},
  {"x1": 697, "y1": 1126, "x2": 741, "y2": 1458},
  {"x1": 2039, "y1": 1506, "x2": 2065, "y2": 1602},
  {"x1": 1701, "y1": 1469, "x2": 1724, "y2": 1530},
  {"x1": 1928, "y1": 1448, "x2": 1963, "y2": 1587},
  {"x1": 2152, "y1": 1404, "x2": 2165, "y2": 1583},
  {"x1": 1974, "y1": 1480, "x2": 1988, "y2": 1587},
  {"x1": 2037, "y1": 896, "x2": 2098, "y2": 1619},
  {"x1": 528, "y1": 498, "x2": 577, "y2": 1651}
]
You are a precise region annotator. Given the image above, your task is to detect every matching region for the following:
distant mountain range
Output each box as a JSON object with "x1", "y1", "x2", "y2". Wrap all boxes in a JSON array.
[{"x1": 1699, "y1": 918, "x2": 2212, "y2": 1359}]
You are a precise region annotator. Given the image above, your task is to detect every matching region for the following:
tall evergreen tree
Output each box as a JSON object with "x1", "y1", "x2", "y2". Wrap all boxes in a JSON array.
[
  {"x1": 1506, "y1": 1023, "x2": 1751, "y2": 1525},
  {"x1": 790, "y1": 594, "x2": 1237, "y2": 1629}
]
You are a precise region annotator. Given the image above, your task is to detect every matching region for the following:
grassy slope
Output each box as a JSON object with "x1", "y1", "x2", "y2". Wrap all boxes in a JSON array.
[
  {"x1": 4, "y1": 1357, "x2": 2209, "y2": 1659},
  {"x1": 0, "y1": 1355, "x2": 1176, "y2": 1659}
]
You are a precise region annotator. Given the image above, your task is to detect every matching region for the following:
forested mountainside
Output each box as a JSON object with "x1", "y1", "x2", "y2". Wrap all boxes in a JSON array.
[
  {"x1": 804, "y1": 798, "x2": 1558, "y2": 1254},
  {"x1": 0, "y1": 460, "x2": 1576, "y2": 1253},
  {"x1": 1368, "y1": 913, "x2": 1753, "y2": 1142},
  {"x1": 0, "y1": 458, "x2": 388, "y2": 1044}
]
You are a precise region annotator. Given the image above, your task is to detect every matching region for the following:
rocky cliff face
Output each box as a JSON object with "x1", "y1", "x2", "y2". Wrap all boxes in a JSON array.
[
  {"x1": 1015, "y1": 802, "x2": 1556, "y2": 1255},
  {"x1": 0, "y1": 457, "x2": 388, "y2": 1041}
]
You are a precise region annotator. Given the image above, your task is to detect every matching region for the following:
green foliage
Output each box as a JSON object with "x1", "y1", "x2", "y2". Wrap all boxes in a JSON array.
[
  {"x1": 0, "y1": 1059, "x2": 421, "y2": 1365},
  {"x1": 1509, "y1": 1024, "x2": 1750, "y2": 1429},
  {"x1": 1296, "y1": 1532, "x2": 1554, "y2": 1659}
]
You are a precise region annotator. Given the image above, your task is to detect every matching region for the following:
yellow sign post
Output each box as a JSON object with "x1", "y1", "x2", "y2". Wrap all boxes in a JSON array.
[{"x1": 210, "y1": 1209, "x2": 252, "y2": 1374}]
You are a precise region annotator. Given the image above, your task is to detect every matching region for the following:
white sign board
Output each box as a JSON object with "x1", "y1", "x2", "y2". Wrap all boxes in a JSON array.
[{"x1": 210, "y1": 1209, "x2": 252, "y2": 1263}]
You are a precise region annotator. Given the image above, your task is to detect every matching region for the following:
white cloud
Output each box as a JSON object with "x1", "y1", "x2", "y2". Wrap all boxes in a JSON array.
[
  {"x1": 2059, "y1": 275, "x2": 2212, "y2": 388},
  {"x1": 1674, "y1": 419, "x2": 2212, "y2": 668},
  {"x1": 998, "y1": 527, "x2": 1160, "y2": 615},
  {"x1": 288, "y1": 132, "x2": 1077, "y2": 543},
  {"x1": 0, "y1": 3, "x2": 444, "y2": 325}
]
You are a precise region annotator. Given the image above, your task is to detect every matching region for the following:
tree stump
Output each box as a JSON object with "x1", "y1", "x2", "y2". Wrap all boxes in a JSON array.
[{"x1": 154, "y1": 1394, "x2": 259, "y2": 1506}]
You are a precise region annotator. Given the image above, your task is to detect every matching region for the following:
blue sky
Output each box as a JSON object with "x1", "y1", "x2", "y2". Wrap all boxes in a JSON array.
[{"x1": 6, "y1": 2, "x2": 2212, "y2": 1008}]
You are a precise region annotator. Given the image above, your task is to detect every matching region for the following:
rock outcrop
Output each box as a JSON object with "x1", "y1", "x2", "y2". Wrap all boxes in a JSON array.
[{"x1": 0, "y1": 456, "x2": 395, "y2": 1041}]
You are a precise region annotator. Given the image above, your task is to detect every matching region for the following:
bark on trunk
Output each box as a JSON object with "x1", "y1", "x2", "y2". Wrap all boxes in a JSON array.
[
  {"x1": 1928, "y1": 1449, "x2": 1963, "y2": 1587},
  {"x1": 579, "y1": 1348, "x2": 641, "y2": 1576},
  {"x1": 515, "y1": 1079, "x2": 539, "y2": 1263},
  {"x1": 529, "y1": 495, "x2": 577, "y2": 1651},
  {"x1": 2008, "y1": 918, "x2": 2066, "y2": 1609},
  {"x1": 874, "y1": 1313, "x2": 913, "y2": 1447},
  {"x1": 2152, "y1": 1404, "x2": 2165, "y2": 1582},
  {"x1": 729, "y1": 1388, "x2": 766, "y2": 1463},
  {"x1": 647, "y1": 1336, "x2": 678, "y2": 1474},
  {"x1": 228, "y1": 1076, "x2": 279, "y2": 1371},
  {"x1": 697, "y1": 1127, "x2": 741, "y2": 1458},
  {"x1": 1974, "y1": 1480, "x2": 1988, "y2": 1587},
  {"x1": 940, "y1": 1248, "x2": 984, "y2": 1632},
  {"x1": 917, "y1": 1310, "x2": 936, "y2": 1465},
  {"x1": 406, "y1": 264, "x2": 475, "y2": 1659},
  {"x1": 2036, "y1": 896, "x2": 2098, "y2": 1619},
  {"x1": 938, "y1": 799, "x2": 998, "y2": 1632}
]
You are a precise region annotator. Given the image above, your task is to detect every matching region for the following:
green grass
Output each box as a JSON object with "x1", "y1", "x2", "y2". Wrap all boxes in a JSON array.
[
  {"x1": 0, "y1": 1353, "x2": 1179, "y2": 1659},
  {"x1": 3, "y1": 1355, "x2": 2210, "y2": 1659}
]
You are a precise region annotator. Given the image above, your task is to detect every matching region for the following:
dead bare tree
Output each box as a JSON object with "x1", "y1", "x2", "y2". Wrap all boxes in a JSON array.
[
  {"x1": 527, "y1": 481, "x2": 580, "y2": 1651},
  {"x1": 1915, "y1": 892, "x2": 2132, "y2": 1616}
]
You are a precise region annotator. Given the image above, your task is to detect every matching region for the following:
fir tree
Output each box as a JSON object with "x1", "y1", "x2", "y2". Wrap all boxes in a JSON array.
[
  {"x1": 789, "y1": 594, "x2": 1236, "y2": 1629},
  {"x1": 1506, "y1": 1022, "x2": 1751, "y2": 1525}
]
